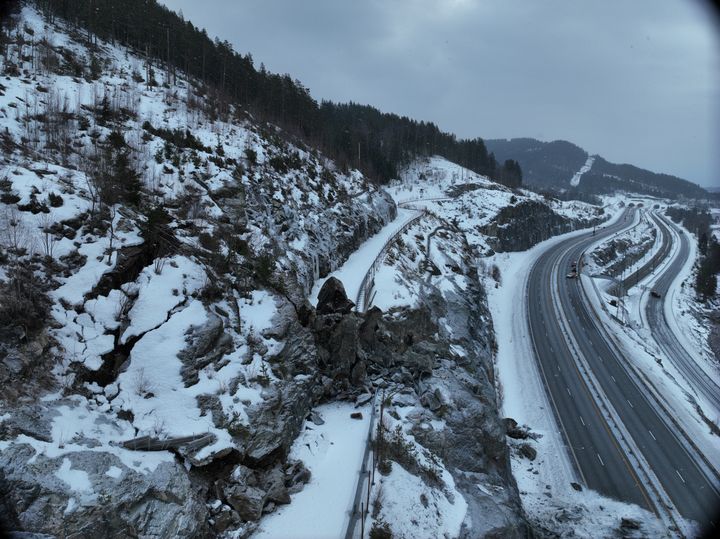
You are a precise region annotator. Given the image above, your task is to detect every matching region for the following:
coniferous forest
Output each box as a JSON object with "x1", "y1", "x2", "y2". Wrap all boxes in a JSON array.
[{"x1": 21, "y1": 0, "x2": 521, "y2": 186}]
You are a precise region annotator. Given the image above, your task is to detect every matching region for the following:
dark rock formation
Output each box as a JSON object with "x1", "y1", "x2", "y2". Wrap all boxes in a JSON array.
[
  {"x1": 483, "y1": 200, "x2": 604, "y2": 252},
  {"x1": 316, "y1": 277, "x2": 355, "y2": 315},
  {"x1": 0, "y1": 445, "x2": 209, "y2": 538}
]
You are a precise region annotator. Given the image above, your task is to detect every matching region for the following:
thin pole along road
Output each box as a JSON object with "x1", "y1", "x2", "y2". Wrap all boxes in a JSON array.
[{"x1": 527, "y1": 208, "x2": 720, "y2": 534}]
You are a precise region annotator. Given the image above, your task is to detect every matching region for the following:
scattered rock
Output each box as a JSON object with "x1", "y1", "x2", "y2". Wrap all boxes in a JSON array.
[
  {"x1": 620, "y1": 517, "x2": 640, "y2": 530},
  {"x1": 504, "y1": 417, "x2": 530, "y2": 440},
  {"x1": 420, "y1": 388, "x2": 443, "y2": 412},
  {"x1": 518, "y1": 443, "x2": 537, "y2": 461},
  {"x1": 350, "y1": 412, "x2": 363, "y2": 420}
]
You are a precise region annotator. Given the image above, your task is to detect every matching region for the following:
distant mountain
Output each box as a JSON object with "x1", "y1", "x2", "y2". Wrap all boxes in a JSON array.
[{"x1": 486, "y1": 137, "x2": 709, "y2": 200}]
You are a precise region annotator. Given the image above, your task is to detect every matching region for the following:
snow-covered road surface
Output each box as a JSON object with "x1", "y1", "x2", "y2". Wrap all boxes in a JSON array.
[
  {"x1": 253, "y1": 402, "x2": 370, "y2": 539},
  {"x1": 309, "y1": 208, "x2": 420, "y2": 308}
]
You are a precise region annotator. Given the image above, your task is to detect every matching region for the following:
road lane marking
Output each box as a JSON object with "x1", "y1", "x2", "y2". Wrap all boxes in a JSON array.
[
  {"x1": 566, "y1": 387, "x2": 572, "y2": 397},
  {"x1": 610, "y1": 375, "x2": 616, "y2": 383},
  {"x1": 627, "y1": 399, "x2": 634, "y2": 409},
  {"x1": 675, "y1": 470, "x2": 685, "y2": 484},
  {"x1": 579, "y1": 416, "x2": 585, "y2": 426},
  {"x1": 597, "y1": 453, "x2": 605, "y2": 466},
  {"x1": 649, "y1": 430, "x2": 656, "y2": 441}
]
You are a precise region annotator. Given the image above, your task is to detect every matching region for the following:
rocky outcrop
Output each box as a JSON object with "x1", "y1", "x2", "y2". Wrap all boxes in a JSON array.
[
  {"x1": 483, "y1": 200, "x2": 604, "y2": 252},
  {"x1": 315, "y1": 277, "x2": 355, "y2": 315},
  {"x1": 0, "y1": 444, "x2": 209, "y2": 538},
  {"x1": 179, "y1": 313, "x2": 234, "y2": 387}
]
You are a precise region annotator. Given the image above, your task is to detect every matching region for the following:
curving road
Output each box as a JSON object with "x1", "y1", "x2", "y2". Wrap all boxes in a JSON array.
[
  {"x1": 608, "y1": 209, "x2": 672, "y2": 296},
  {"x1": 527, "y1": 208, "x2": 720, "y2": 534},
  {"x1": 645, "y1": 213, "x2": 720, "y2": 412}
]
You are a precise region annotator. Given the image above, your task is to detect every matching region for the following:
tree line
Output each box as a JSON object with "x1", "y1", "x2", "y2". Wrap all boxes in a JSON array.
[{"x1": 27, "y1": 0, "x2": 521, "y2": 186}]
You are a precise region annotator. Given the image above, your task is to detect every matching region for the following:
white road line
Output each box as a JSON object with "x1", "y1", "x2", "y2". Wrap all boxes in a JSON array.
[
  {"x1": 597, "y1": 453, "x2": 605, "y2": 467},
  {"x1": 676, "y1": 470, "x2": 686, "y2": 484},
  {"x1": 610, "y1": 375, "x2": 616, "y2": 383},
  {"x1": 579, "y1": 416, "x2": 586, "y2": 427},
  {"x1": 566, "y1": 387, "x2": 572, "y2": 397},
  {"x1": 627, "y1": 399, "x2": 634, "y2": 408},
  {"x1": 649, "y1": 430, "x2": 656, "y2": 441}
]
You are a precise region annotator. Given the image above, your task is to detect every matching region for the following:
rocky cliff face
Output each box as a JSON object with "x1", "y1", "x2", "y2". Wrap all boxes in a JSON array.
[{"x1": 482, "y1": 200, "x2": 604, "y2": 252}]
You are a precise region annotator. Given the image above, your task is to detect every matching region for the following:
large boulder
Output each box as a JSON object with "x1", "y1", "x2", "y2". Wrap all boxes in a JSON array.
[{"x1": 316, "y1": 277, "x2": 355, "y2": 315}]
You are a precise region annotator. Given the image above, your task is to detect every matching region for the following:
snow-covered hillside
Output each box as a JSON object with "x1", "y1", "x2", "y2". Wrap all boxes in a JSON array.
[
  {"x1": 0, "y1": 6, "x2": 397, "y2": 537},
  {"x1": 0, "y1": 5, "x2": 622, "y2": 539}
]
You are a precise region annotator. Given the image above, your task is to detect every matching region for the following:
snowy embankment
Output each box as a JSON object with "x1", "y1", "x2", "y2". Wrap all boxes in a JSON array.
[
  {"x1": 662, "y1": 221, "x2": 719, "y2": 385},
  {"x1": 570, "y1": 155, "x2": 595, "y2": 187},
  {"x1": 486, "y1": 200, "x2": 665, "y2": 535},
  {"x1": 254, "y1": 402, "x2": 370, "y2": 539}
]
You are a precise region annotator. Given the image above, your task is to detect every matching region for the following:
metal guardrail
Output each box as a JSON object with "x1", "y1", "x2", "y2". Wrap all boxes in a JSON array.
[
  {"x1": 344, "y1": 393, "x2": 379, "y2": 539},
  {"x1": 355, "y1": 210, "x2": 427, "y2": 312},
  {"x1": 397, "y1": 196, "x2": 451, "y2": 207}
]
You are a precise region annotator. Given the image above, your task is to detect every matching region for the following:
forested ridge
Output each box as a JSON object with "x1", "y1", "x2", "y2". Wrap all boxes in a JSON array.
[{"x1": 19, "y1": 0, "x2": 521, "y2": 186}]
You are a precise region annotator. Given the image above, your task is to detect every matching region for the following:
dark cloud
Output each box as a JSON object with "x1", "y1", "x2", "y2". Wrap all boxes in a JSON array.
[{"x1": 163, "y1": 0, "x2": 719, "y2": 187}]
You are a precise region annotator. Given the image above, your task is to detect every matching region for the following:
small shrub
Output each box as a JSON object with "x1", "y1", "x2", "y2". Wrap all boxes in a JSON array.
[
  {"x1": 269, "y1": 154, "x2": 288, "y2": 174},
  {"x1": 0, "y1": 192, "x2": 20, "y2": 204},
  {"x1": 491, "y1": 264, "x2": 501, "y2": 284},
  {"x1": 254, "y1": 254, "x2": 275, "y2": 284},
  {"x1": 244, "y1": 148, "x2": 257, "y2": 166},
  {"x1": 0, "y1": 265, "x2": 51, "y2": 333},
  {"x1": 377, "y1": 458, "x2": 392, "y2": 476},
  {"x1": 48, "y1": 192, "x2": 63, "y2": 207},
  {"x1": 369, "y1": 521, "x2": 392, "y2": 539},
  {"x1": 198, "y1": 231, "x2": 220, "y2": 251}
]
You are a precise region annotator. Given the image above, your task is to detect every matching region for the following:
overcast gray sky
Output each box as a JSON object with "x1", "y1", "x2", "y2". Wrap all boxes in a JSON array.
[{"x1": 161, "y1": 0, "x2": 719, "y2": 188}]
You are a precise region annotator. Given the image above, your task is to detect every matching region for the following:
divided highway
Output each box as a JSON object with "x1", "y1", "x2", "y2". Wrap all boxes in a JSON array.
[
  {"x1": 645, "y1": 213, "x2": 720, "y2": 412},
  {"x1": 527, "y1": 208, "x2": 720, "y2": 534}
]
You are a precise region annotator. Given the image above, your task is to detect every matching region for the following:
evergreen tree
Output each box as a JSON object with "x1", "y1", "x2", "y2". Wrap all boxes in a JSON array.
[{"x1": 32, "y1": 0, "x2": 522, "y2": 186}]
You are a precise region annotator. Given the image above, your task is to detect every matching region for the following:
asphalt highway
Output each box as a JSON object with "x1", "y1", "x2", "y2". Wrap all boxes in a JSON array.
[
  {"x1": 645, "y1": 213, "x2": 720, "y2": 412},
  {"x1": 527, "y1": 208, "x2": 720, "y2": 533}
]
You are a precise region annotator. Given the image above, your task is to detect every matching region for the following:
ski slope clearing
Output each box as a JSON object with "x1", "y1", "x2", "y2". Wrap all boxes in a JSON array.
[{"x1": 570, "y1": 155, "x2": 595, "y2": 187}]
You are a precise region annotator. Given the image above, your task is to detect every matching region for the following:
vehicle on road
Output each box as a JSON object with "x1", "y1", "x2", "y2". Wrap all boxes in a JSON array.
[
  {"x1": 566, "y1": 272, "x2": 576, "y2": 279},
  {"x1": 650, "y1": 290, "x2": 661, "y2": 298}
]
